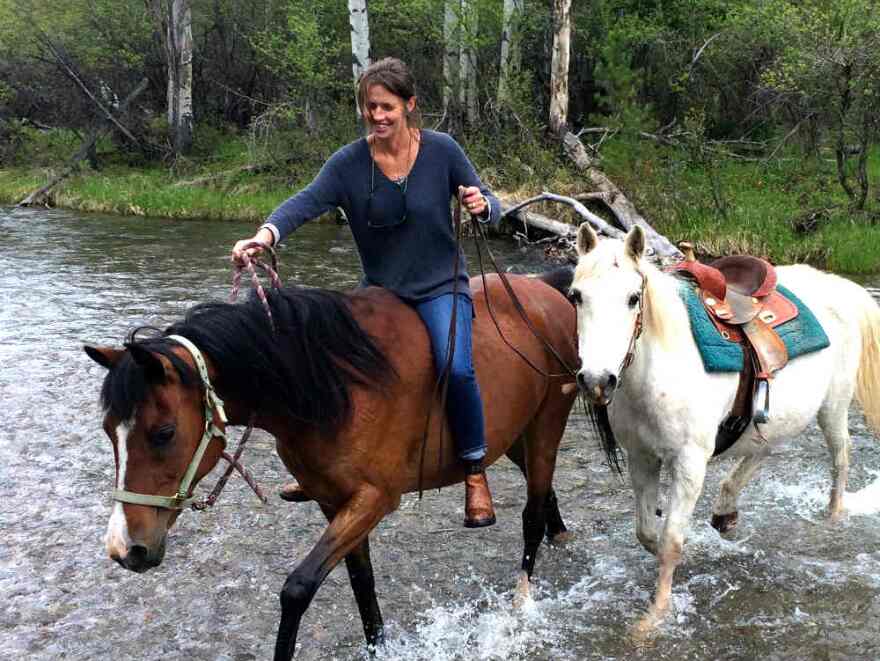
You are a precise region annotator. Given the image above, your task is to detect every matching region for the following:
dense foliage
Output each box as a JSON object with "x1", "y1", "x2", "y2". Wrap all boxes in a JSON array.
[{"x1": 2, "y1": 0, "x2": 880, "y2": 270}]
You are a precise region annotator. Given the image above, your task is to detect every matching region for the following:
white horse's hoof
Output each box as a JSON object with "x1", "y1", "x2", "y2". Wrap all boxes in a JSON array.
[
  {"x1": 512, "y1": 571, "x2": 532, "y2": 609},
  {"x1": 629, "y1": 613, "x2": 661, "y2": 646}
]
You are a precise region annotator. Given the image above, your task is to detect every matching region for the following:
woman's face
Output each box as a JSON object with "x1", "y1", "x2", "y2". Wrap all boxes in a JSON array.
[{"x1": 364, "y1": 84, "x2": 416, "y2": 141}]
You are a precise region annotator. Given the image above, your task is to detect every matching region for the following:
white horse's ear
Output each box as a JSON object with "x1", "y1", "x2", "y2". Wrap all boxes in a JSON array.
[
  {"x1": 576, "y1": 222, "x2": 599, "y2": 256},
  {"x1": 624, "y1": 225, "x2": 646, "y2": 261}
]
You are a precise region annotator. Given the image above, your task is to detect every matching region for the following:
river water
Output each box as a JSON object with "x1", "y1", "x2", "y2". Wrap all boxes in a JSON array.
[{"x1": 2, "y1": 205, "x2": 880, "y2": 660}]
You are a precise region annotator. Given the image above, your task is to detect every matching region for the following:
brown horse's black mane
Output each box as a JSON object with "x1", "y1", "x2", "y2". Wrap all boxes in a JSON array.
[
  {"x1": 100, "y1": 286, "x2": 396, "y2": 437},
  {"x1": 534, "y1": 266, "x2": 575, "y2": 296}
]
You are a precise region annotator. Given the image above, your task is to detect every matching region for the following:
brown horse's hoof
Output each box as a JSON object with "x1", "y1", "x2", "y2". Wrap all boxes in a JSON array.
[
  {"x1": 463, "y1": 470, "x2": 496, "y2": 528},
  {"x1": 279, "y1": 482, "x2": 312, "y2": 503},
  {"x1": 711, "y1": 511, "x2": 738, "y2": 533},
  {"x1": 464, "y1": 513, "x2": 496, "y2": 528}
]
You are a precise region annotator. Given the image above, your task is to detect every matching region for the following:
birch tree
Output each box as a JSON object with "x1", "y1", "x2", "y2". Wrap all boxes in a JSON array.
[
  {"x1": 549, "y1": 0, "x2": 571, "y2": 135},
  {"x1": 443, "y1": 0, "x2": 459, "y2": 130},
  {"x1": 148, "y1": 0, "x2": 193, "y2": 154},
  {"x1": 348, "y1": 0, "x2": 370, "y2": 118},
  {"x1": 459, "y1": 0, "x2": 478, "y2": 127},
  {"x1": 497, "y1": 0, "x2": 523, "y2": 107}
]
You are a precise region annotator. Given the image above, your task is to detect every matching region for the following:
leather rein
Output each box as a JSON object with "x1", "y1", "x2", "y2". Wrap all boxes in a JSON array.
[{"x1": 417, "y1": 194, "x2": 584, "y2": 496}]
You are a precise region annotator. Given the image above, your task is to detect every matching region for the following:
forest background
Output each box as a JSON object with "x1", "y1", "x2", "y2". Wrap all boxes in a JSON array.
[{"x1": 2, "y1": 0, "x2": 880, "y2": 272}]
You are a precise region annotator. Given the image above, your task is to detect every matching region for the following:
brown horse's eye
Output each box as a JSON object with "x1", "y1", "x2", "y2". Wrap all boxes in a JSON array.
[
  {"x1": 150, "y1": 424, "x2": 176, "y2": 447},
  {"x1": 568, "y1": 289, "x2": 582, "y2": 305}
]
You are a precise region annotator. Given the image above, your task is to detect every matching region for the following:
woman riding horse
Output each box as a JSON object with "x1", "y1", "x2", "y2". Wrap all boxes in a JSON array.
[
  {"x1": 87, "y1": 56, "x2": 585, "y2": 659},
  {"x1": 233, "y1": 57, "x2": 500, "y2": 528},
  {"x1": 86, "y1": 267, "x2": 580, "y2": 658}
]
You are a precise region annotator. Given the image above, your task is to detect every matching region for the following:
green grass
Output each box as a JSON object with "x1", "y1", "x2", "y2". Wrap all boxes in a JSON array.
[
  {"x1": 3, "y1": 125, "x2": 880, "y2": 272},
  {"x1": 0, "y1": 166, "x2": 294, "y2": 221},
  {"x1": 596, "y1": 140, "x2": 880, "y2": 273}
]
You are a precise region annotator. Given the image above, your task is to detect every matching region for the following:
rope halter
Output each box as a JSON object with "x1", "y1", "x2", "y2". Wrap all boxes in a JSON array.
[{"x1": 111, "y1": 335, "x2": 229, "y2": 510}]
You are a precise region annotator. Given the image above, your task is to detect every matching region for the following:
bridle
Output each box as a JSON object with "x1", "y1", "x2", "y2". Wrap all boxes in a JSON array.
[
  {"x1": 110, "y1": 336, "x2": 268, "y2": 511},
  {"x1": 109, "y1": 244, "x2": 285, "y2": 511},
  {"x1": 613, "y1": 270, "x2": 647, "y2": 386},
  {"x1": 111, "y1": 335, "x2": 227, "y2": 509}
]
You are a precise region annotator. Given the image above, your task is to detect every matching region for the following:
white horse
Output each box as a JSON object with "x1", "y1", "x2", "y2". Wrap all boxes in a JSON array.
[{"x1": 570, "y1": 222, "x2": 880, "y2": 635}]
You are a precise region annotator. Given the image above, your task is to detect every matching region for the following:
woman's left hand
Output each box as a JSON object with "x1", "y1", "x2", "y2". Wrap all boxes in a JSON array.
[{"x1": 459, "y1": 186, "x2": 488, "y2": 217}]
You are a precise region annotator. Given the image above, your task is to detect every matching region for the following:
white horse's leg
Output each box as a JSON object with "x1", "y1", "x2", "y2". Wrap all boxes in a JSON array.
[
  {"x1": 633, "y1": 447, "x2": 708, "y2": 638},
  {"x1": 710, "y1": 448, "x2": 771, "y2": 533},
  {"x1": 818, "y1": 399, "x2": 852, "y2": 522},
  {"x1": 629, "y1": 450, "x2": 662, "y2": 555}
]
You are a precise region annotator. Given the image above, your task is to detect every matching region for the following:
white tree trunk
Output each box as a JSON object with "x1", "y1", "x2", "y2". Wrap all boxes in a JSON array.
[
  {"x1": 348, "y1": 0, "x2": 370, "y2": 118},
  {"x1": 497, "y1": 0, "x2": 523, "y2": 107},
  {"x1": 151, "y1": 0, "x2": 193, "y2": 154},
  {"x1": 443, "y1": 0, "x2": 459, "y2": 122},
  {"x1": 171, "y1": 0, "x2": 193, "y2": 153},
  {"x1": 459, "y1": 0, "x2": 478, "y2": 126},
  {"x1": 549, "y1": 0, "x2": 571, "y2": 135}
]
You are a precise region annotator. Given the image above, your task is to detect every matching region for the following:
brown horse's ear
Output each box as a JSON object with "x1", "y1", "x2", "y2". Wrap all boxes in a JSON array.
[
  {"x1": 84, "y1": 345, "x2": 124, "y2": 370},
  {"x1": 624, "y1": 225, "x2": 646, "y2": 262},
  {"x1": 124, "y1": 344, "x2": 168, "y2": 383},
  {"x1": 576, "y1": 222, "x2": 599, "y2": 256}
]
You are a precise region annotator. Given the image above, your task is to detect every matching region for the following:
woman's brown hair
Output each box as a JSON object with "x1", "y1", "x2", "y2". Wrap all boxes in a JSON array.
[{"x1": 357, "y1": 57, "x2": 422, "y2": 128}]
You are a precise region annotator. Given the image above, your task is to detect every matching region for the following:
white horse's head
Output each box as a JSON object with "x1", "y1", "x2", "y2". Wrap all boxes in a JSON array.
[{"x1": 570, "y1": 223, "x2": 653, "y2": 404}]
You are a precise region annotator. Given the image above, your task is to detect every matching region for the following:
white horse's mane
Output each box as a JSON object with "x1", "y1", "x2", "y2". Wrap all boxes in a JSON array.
[{"x1": 574, "y1": 238, "x2": 691, "y2": 352}]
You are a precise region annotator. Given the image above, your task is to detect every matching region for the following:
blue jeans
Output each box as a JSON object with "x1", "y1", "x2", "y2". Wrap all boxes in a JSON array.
[{"x1": 414, "y1": 294, "x2": 486, "y2": 462}]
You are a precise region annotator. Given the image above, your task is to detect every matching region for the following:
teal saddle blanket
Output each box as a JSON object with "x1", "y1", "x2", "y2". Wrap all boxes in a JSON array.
[{"x1": 678, "y1": 282, "x2": 831, "y2": 373}]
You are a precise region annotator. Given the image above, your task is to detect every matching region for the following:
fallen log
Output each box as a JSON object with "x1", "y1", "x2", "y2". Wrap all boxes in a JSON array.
[
  {"x1": 18, "y1": 78, "x2": 150, "y2": 208},
  {"x1": 500, "y1": 193, "x2": 625, "y2": 241},
  {"x1": 561, "y1": 130, "x2": 683, "y2": 262},
  {"x1": 41, "y1": 36, "x2": 142, "y2": 147}
]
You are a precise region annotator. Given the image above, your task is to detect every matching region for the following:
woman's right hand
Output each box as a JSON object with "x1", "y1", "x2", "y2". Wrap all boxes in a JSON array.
[{"x1": 231, "y1": 227, "x2": 275, "y2": 266}]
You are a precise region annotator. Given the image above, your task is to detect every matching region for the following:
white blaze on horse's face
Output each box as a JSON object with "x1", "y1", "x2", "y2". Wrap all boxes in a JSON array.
[
  {"x1": 104, "y1": 421, "x2": 133, "y2": 560},
  {"x1": 570, "y1": 224, "x2": 647, "y2": 405}
]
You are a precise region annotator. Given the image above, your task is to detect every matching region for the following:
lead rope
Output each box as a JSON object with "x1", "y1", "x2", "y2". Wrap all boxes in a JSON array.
[
  {"x1": 190, "y1": 243, "x2": 282, "y2": 510},
  {"x1": 231, "y1": 241, "x2": 283, "y2": 331}
]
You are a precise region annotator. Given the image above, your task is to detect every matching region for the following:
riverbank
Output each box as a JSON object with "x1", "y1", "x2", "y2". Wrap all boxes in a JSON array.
[{"x1": 3, "y1": 126, "x2": 880, "y2": 273}]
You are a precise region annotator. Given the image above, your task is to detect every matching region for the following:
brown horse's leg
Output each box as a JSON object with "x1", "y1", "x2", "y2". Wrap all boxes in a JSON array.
[
  {"x1": 343, "y1": 536, "x2": 384, "y2": 648},
  {"x1": 275, "y1": 487, "x2": 390, "y2": 661},
  {"x1": 514, "y1": 405, "x2": 569, "y2": 606},
  {"x1": 317, "y1": 503, "x2": 384, "y2": 649},
  {"x1": 542, "y1": 490, "x2": 569, "y2": 543},
  {"x1": 505, "y1": 438, "x2": 568, "y2": 543}
]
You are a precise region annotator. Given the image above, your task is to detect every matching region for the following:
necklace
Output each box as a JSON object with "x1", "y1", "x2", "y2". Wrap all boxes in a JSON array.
[{"x1": 370, "y1": 128, "x2": 415, "y2": 190}]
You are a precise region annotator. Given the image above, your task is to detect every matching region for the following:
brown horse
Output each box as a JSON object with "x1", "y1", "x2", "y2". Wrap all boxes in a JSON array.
[{"x1": 85, "y1": 270, "x2": 582, "y2": 660}]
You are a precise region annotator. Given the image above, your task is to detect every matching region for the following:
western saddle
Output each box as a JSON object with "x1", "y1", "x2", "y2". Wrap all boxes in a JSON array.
[{"x1": 669, "y1": 243, "x2": 799, "y2": 455}]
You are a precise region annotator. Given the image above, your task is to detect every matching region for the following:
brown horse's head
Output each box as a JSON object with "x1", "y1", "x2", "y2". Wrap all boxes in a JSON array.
[
  {"x1": 86, "y1": 289, "x2": 396, "y2": 575},
  {"x1": 84, "y1": 340, "x2": 225, "y2": 573}
]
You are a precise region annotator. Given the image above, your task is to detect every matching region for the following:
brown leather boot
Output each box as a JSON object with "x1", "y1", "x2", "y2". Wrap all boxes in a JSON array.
[
  {"x1": 463, "y1": 462, "x2": 496, "y2": 528},
  {"x1": 278, "y1": 482, "x2": 312, "y2": 503}
]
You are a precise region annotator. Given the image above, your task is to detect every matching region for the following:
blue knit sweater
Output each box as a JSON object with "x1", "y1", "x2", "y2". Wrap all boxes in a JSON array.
[{"x1": 263, "y1": 129, "x2": 501, "y2": 303}]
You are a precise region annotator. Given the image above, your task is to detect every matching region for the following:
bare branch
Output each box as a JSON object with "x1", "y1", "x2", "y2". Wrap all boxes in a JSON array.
[{"x1": 500, "y1": 193, "x2": 626, "y2": 240}]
